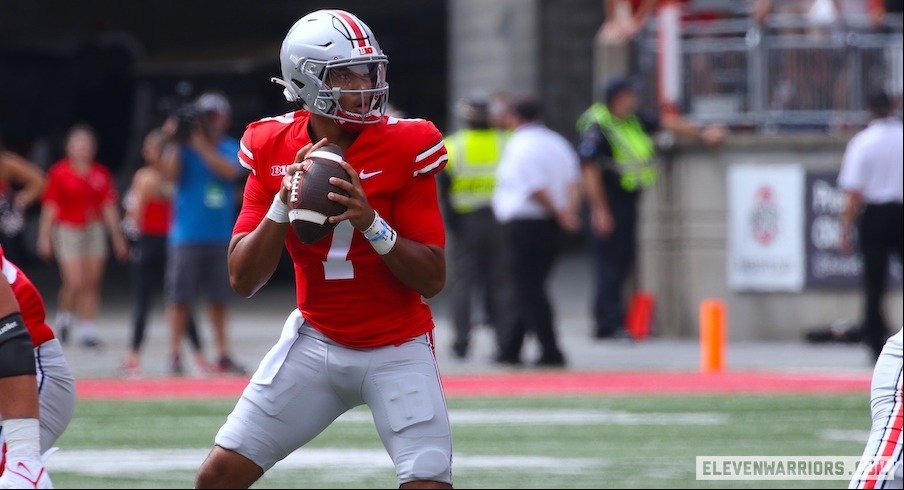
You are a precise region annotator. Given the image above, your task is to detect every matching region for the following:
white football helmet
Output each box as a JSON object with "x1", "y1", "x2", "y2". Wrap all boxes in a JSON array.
[{"x1": 273, "y1": 10, "x2": 389, "y2": 125}]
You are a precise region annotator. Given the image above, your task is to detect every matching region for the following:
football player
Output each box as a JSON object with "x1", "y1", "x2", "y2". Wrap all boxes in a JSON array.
[
  {"x1": 850, "y1": 328, "x2": 902, "y2": 489},
  {"x1": 195, "y1": 9, "x2": 452, "y2": 490},
  {"x1": 0, "y1": 245, "x2": 76, "y2": 489}
]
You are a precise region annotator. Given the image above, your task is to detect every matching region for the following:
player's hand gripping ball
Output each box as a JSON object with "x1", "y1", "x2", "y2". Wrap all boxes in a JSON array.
[{"x1": 289, "y1": 144, "x2": 353, "y2": 243}]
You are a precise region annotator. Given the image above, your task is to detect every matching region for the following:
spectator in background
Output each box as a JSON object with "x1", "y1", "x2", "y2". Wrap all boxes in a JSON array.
[
  {"x1": 0, "y1": 133, "x2": 45, "y2": 263},
  {"x1": 438, "y1": 94, "x2": 510, "y2": 359},
  {"x1": 753, "y1": 0, "x2": 886, "y2": 31},
  {"x1": 120, "y1": 128, "x2": 206, "y2": 377},
  {"x1": 577, "y1": 78, "x2": 724, "y2": 339},
  {"x1": 161, "y1": 92, "x2": 246, "y2": 376},
  {"x1": 492, "y1": 96, "x2": 581, "y2": 367},
  {"x1": 37, "y1": 124, "x2": 129, "y2": 348},
  {"x1": 838, "y1": 90, "x2": 903, "y2": 361}
]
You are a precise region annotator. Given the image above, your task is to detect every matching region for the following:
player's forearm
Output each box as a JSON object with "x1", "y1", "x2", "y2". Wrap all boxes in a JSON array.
[
  {"x1": 381, "y1": 241, "x2": 445, "y2": 298},
  {"x1": 228, "y1": 223, "x2": 288, "y2": 298}
]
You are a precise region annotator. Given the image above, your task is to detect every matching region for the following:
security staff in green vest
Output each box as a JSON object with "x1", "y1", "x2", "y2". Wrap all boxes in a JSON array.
[
  {"x1": 577, "y1": 77, "x2": 725, "y2": 339},
  {"x1": 438, "y1": 95, "x2": 510, "y2": 359}
]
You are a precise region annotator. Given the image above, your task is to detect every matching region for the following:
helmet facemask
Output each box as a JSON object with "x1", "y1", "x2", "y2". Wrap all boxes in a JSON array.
[{"x1": 276, "y1": 55, "x2": 388, "y2": 126}]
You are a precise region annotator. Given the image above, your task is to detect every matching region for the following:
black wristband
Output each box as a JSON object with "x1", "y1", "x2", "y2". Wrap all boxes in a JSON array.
[{"x1": 0, "y1": 312, "x2": 36, "y2": 378}]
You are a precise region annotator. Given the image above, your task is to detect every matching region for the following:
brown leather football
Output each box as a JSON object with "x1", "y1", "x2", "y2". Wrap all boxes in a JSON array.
[{"x1": 288, "y1": 144, "x2": 351, "y2": 244}]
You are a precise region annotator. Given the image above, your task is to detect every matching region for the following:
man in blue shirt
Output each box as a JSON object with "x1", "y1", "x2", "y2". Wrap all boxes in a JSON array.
[{"x1": 162, "y1": 92, "x2": 246, "y2": 375}]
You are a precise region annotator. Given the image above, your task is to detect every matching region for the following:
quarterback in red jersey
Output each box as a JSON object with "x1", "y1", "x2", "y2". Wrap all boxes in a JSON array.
[
  {"x1": 195, "y1": 10, "x2": 453, "y2": 490},
  {"x1": 0, "y1": 245, "x2": 76, "y2": 488}
]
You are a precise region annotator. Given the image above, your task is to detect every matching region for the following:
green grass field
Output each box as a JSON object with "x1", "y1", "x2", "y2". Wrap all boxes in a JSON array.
[{"x1": 49, "y1": 394, "x2": 870, "y2": 489}]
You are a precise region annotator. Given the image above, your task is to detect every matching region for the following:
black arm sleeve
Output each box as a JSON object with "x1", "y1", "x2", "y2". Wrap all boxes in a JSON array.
[
  {"x1": 0, "y1": 313, "x2": 36, "y2": 378},
  {"x1": 577, "y1": 123, "x2": 615, "y2": 165}
]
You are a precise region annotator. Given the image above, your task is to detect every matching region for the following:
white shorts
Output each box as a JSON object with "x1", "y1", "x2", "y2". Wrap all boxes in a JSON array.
[
  {"x1": 214, "y1": 310, "x2": 453, "y2": 486},
  {"x1": 850, "y1": 329, "x2": 903, "y2": 489},
  {"x1": 0, "y1": 339, "x2": 76, "y2": 453}
]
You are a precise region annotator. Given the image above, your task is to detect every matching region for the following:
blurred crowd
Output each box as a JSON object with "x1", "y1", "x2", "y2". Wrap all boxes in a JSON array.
[{"x1": 0, "y1": 92, "x2": 248, "y2": 377}]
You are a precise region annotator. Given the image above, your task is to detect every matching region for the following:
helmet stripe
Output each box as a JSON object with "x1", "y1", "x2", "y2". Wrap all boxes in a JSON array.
[{"x1": 331, "y1": 10, "x2": 369, "y2": 48}]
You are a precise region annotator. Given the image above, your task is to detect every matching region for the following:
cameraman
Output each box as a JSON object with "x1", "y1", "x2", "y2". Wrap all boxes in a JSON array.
[{"x1": 161, "y1": 92, "x2": 247, "y2": 376}]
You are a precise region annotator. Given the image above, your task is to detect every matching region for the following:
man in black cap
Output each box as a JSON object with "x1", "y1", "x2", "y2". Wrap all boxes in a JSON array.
[{"x1": 576, "y1": 77, "x2": 725, "y2": 339}]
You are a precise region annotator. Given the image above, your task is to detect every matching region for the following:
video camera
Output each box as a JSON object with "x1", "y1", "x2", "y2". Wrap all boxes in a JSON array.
[{"x1": 158, "y1": 80, "x2": 202, "y2": 143}]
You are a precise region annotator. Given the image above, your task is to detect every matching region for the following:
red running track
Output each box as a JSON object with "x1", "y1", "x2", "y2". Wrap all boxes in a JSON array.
[{"x1": 76, "y1": 371, "x2": 871, "y2": 400}]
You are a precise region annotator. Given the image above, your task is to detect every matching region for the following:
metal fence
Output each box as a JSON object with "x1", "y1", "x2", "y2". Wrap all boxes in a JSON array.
[{"x1": 635, "y1": 15, "x2": 904, "y2": 131}]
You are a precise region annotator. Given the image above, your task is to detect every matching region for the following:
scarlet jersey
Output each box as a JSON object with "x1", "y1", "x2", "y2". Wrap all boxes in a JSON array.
[
  {"x1": 0, "y1": 246, "x2": 54, "y2": 347},
  {"x1": 234, "y1": 110, "x2": 448, "y2": 348}
]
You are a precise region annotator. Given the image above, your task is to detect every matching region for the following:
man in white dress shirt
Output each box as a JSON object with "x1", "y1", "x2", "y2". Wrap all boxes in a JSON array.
[
  {"x1": 838, "y1": 90, "x2": 903, "y2": 361},
  {"x1": 492, "y1": 96, "x2": 581, "y2": 367}
]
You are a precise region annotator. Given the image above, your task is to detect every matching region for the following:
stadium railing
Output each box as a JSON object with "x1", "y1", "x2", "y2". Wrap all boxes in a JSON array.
[{"x1": 634, "y1": 14, "x2": 904, "y2": 131}]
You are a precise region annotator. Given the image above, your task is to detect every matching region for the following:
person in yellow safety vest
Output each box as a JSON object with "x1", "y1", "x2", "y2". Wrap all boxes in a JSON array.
[
  {"x1": 577, "y1": 77, "x2": 725, "y2": 339},
  {"x1": 438, "y1": 94, "x2": 510, "y2": 359}
]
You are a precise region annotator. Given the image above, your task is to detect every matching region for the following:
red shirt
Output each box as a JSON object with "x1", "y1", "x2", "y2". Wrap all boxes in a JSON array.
[
  {"x1": 234, "y1": 110, "x2": 448, "y2": 348},
  {"x1": 42, "y1": 158, "x2": 117, "y2": 226},
  {"x1": 1, "y1": 246, "x2": 54, "y2": 347},
  {"x1": 141, "y1": 197, "x2": 172, "y2": 236}
]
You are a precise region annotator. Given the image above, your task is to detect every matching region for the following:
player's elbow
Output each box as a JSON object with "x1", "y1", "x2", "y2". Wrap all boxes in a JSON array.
[
  {"x1": 229, "y1": 272, "x2": 259, "y2": 299},
  {"x1": 228, "y1": 263, "x2": 259, "y2": 298},
  {"x1": 419, "y1": 274, "x2": 445, "y2": 299}
]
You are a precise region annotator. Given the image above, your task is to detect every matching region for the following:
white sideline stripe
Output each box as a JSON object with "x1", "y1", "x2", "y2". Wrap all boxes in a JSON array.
[
  {"x1": 309, "y1": 150, "x2": 343, "y2": 163},
  {"x1": 415, "y1": 141, "x2": 444, "y2": 162},
  {"x1": 820, "y1": 429, "x2": 869, "y2": 443},
  {"x1": 289, "y1": 209, "x2": 328, "y2": 225},
  {"x1": 337, "y1": 408, "x2": 728, "y2": 426},
  {"x1": 47, "y1": 448, "x2": 605, "y2": 476}
]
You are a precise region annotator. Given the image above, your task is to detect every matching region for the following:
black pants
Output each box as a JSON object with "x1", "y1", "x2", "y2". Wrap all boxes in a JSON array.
[
  {"x1": 449, "y1": 208, "x2": 507, "y2": 352},
  {"x1": 131, "y1": 235, "x2": 202, "y2": 352},
  {"x1": 858, "y1": 202, "x2": 904, "y2": 359},
  {"x1": 497, "y1": 218, "x2": 564, "y2": 363},
  {"x1": 589, "y1": 172, "x2": 640, "y2": 336}
]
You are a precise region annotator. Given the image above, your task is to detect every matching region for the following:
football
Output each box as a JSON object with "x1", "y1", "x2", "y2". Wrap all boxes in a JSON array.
[{"x1": 288, "y1": 144, "x2": 352, "y2": 244}]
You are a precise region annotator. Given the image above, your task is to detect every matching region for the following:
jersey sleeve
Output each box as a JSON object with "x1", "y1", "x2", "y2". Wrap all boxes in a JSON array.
[
  {"x1": 577, "y1": 123, "x2": 613, "y2": 165},
  {"x1": 390, "y1": 172, "x2": 445, "y2": 248},
  {"x1": 411, "y1": 121, "x2": 448, "y2": 178},
  {"x1": 232, "y1": 164, "x2": 274, "y2": 236},
  {"x1": 238, "y1": 124, "x2": 257, "y2": 174}
]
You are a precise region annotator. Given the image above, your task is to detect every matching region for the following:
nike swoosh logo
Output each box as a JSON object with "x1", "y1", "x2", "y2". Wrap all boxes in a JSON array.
[{"x1": 359, "y1": 169, "x2": 383, "y2": 180}]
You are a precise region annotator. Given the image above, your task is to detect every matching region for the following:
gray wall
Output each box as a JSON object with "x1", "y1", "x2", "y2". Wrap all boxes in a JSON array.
[
  {"x1": 639, "y1": 134, "x2": 904, "y2": 341},
  {"x1": 448, "y1": 0, "x2": 540, "y2": 129},
  {"x1": 448, "y1": 0, "x2": 602, "y2": 136}
]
